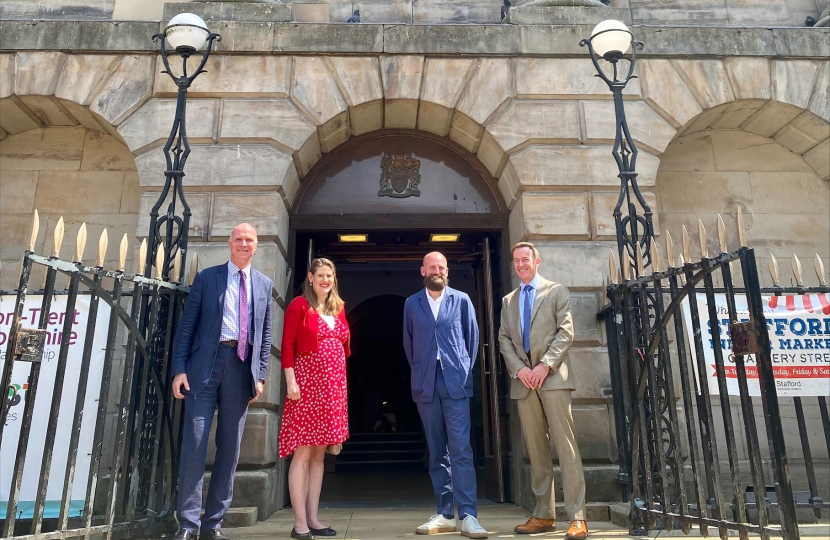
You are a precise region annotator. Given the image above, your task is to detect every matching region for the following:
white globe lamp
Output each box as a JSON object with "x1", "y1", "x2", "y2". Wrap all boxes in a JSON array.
[
  {"x1": 164, "y1": 13, "x2": 210, "y2": 53},
  {"x1": 590, "y1": 20, "x2": 633, "y2": 61}
]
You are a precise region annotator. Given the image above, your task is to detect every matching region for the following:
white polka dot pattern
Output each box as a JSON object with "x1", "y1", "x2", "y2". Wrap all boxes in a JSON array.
[{"x1": 278, "y1": 316, "x2": 349, "y2": 457}]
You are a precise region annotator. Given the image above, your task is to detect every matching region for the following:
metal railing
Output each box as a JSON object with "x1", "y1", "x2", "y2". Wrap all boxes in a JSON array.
[
  {"x1": 0, "y1": 212, "x2": 194, "y2": 540},
  {"x1": 600, "y1": 214, "x2": 829, "y2": 540}
]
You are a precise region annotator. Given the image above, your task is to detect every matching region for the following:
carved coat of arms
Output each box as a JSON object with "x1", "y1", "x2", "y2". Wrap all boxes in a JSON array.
[{"x1": 379, "y1": 153, "x2": 421, "y2": 198}]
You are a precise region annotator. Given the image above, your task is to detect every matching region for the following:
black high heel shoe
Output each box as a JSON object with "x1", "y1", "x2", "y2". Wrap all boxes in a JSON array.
[
  {"x1": 309, "y1": 526, "x2": 336, "y2": 537},
  {"x1": 290, "y1": 527, "x2": 315, "y2": 539}
]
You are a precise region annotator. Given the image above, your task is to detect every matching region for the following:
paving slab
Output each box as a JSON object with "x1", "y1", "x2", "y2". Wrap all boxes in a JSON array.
[{"x1": 149, "y1": 504, "x2": 830, "y2": 539}]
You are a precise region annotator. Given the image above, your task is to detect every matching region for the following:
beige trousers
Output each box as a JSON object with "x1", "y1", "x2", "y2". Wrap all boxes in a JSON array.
[{"x1": 516, "y1": 389, "x2": 586, "y2": 521}]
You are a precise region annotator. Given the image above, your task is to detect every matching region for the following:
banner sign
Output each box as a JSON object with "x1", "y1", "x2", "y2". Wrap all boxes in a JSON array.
[
  {"x1": 0, "y1": 294, "x2": 110, "y2": 519},
  {"x1": 682, "y1": 293, "x2": 830, "y2": 397}
]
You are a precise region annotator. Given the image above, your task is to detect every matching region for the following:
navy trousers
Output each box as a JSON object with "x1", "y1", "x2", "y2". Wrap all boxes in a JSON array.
[
  {"x1": 177, "y1": 344, "x2": 251, "y2": 533},
  {"x1": 416, "y1": 363, "x2": 477, "y2": 520}
]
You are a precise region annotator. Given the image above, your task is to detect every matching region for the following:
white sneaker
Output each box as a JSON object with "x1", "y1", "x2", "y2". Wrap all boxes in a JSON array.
[
  {"x1": 460, "y1": 515, "x2": 488, "y2": 539},
  {"x1": 416, "y1": 514, "x2": 456, "y2": 535}
]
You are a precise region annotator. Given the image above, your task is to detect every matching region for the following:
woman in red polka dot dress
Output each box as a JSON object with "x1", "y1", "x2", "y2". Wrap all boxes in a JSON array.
[{"x1": 279, "y1": 257, "x2": 350, "y2": 540}]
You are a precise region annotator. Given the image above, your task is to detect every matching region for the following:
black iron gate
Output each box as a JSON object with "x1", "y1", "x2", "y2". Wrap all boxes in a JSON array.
[
  {"x1": 601, "y1": 219, "x2": 830, "y2": 540},
  {"x1": 0, "y1": 215, "x2": 192, "y2": 540}
]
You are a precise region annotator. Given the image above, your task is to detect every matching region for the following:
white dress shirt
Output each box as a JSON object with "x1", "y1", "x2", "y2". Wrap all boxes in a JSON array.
[{"x1": 426, "y1": 287, "x2": 445, "y2": 320}]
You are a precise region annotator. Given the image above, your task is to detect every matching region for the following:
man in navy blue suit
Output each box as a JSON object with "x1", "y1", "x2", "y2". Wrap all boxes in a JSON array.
[
  {"x1": 403, "y1": 252, "x2": 488, "y2": 539},
  {"x1": 170, "y1": 223, "x2": 273, "y2": 540}
]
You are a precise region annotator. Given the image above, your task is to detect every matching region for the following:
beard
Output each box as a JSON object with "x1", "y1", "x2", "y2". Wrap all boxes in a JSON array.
[{"x1": 424, "y1": 274, "x2": 448, "y2": 291}]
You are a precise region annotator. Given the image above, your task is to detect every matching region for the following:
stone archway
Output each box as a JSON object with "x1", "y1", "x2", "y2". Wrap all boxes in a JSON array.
[
  {"x1": 4, "y1": 49, "x2": 826, "y2": 518},
  {"x1": 638, "y1": 57, "x2": 829, "y2": 180},
  {"x1": 0, "y1": 53, "x2": 149, "y2": 289}
]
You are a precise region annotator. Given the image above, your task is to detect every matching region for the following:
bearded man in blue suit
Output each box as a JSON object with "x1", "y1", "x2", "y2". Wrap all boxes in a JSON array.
[
  {"x1": 170, "y1": 223, "x2": 272, "y2": 540},
  {"x1": 403, "y1": 252, "x2": 488, "y2": 539}
]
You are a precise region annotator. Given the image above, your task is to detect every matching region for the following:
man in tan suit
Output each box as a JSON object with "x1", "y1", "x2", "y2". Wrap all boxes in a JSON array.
[{"x1": 498, "y1": 242, "x2": 588, "y2": 538}]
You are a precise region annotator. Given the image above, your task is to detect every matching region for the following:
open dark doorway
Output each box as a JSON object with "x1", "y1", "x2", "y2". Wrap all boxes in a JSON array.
[
  {"x1": 346, "y1": 294, "x2": 416, "y2": 437},
  {"x1": 288, "y1": 230, "x2": 507, "y2": 504},
  {"x1": 282, "y1": 126, "x2": 512, "y2": 506}
]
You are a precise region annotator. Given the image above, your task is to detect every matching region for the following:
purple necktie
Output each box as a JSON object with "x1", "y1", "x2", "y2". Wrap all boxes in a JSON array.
[{"x1": 238, "y1": 271, "x2": 249, "y2": 361}]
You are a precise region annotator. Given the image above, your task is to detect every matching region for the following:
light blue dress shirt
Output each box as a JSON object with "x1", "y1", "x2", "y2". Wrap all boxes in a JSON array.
[
  {"x1": 518, "y1": 273, "x2": 541, "y2": 337},
  {"x1": 220, "y1": 261, "x2": 253, "y2": 342}
]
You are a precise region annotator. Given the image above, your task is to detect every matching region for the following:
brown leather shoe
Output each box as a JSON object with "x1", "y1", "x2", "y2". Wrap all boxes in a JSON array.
[
  {"x1": 514, "y1": 517, "x2": 555, "y2": 534},
  {"x1": 565, "y1": 520, "x2": 589, "y2": 539}
]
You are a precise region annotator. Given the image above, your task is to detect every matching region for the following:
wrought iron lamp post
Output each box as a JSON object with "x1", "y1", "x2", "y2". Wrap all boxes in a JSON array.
[
  {"x1": 580, "y1": 20, "x2": 654, "y2": 275},
  {"x1": 147, "y1": 13, "x2": 221, "y2": 279},
  {"x1": 583, "y1": 22, "x2": 657, "y2": 532},
  {"x1": 125, "y1": 14, "x2": 221, "y2": 517}
]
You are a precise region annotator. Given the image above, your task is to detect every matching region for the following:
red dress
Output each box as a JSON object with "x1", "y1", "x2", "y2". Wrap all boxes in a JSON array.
[{"x1": 278, "y1": 314, "x2": 349, "y2": 457}]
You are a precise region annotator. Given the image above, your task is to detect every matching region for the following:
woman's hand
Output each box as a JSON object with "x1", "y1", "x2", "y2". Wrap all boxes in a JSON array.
[
  {"x1": 284, "y1": 368, "x2": 301, "y2": 401},
  {"x1": 287, "y1": 378, "x2": 301, "y2": 401}
]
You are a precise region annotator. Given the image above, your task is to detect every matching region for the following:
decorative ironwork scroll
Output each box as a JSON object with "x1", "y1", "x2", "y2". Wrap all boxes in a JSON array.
[{"x1": 598, "y1": 215, "x2": 829, "y2": 540}]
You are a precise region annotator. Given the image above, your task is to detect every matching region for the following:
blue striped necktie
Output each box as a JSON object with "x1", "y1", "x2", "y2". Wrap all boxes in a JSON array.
[{"x1": 522, "y1": 284, "x2": 533, "y2": 354}]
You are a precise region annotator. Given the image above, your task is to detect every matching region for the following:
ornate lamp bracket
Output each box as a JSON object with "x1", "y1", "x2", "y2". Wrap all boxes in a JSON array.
[
  {"x1": 581, "y1": 35, "x2": 653, "y2": 276},
  {"x1": 145, "y1": 30, "x2": 221, "y2": 281}
]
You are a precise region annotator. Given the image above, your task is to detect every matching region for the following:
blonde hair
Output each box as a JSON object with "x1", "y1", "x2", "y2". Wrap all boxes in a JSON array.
[
  {"x1": 303, "y1": 258, "x2": 345, "y2": 316},
  {"x1": 511, "y1": 241, "x2": 539, "y2": 260}
]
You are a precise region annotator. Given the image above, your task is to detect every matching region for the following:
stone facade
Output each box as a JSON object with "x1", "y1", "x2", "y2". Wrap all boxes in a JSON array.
[
  {"x1": 0, "y1": 0, "x2": 828, "y2": 524},
  {"x1": 2, "y1": 0, "x2": 827, "y2": 26}
]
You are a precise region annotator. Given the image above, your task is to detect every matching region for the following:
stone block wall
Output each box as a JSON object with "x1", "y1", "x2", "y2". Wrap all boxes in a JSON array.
[
  {"x1": 3, "y1": 0, "x2": 828, "y2": 27},
  {"x1": 658, "y1": 129, "x2": 830, "y2": 282},
  {"x1": 1, "y1": 44, "x2": 828, "y2": 518},
  {"x1": 0, "y1": 126, "x2": 139, "y2": 289}
]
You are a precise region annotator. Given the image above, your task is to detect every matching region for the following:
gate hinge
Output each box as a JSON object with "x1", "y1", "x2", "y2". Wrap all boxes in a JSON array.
[
  {"x1": 9, "y1": 321, "x2": 48, "y2": 363},
  {"x1": 730, "y1": 321, "x2": 757, "y2": 356}
]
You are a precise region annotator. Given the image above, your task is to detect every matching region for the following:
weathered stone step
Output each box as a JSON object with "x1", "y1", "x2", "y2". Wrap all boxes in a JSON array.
[{"x1": 222, "y1": 506, "x2": 259, "y2": 529}]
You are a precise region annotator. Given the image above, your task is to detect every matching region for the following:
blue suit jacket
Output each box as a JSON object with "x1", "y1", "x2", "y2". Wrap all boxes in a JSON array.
[
  {"x1": 403, "y1": 287, "x2": 479, "y2": 403},
  {"x1": 172, "y1": 262, "x2": 273, "y2": 397}
]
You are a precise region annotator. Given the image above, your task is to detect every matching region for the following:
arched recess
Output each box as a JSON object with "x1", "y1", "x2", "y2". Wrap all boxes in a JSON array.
[
  {"x1": 128, "y1": 54, "x2": 673, "y2": 223},
  {"x1": 292, "y1": 130, "x2": 508, "y2": 229},
  {"x1": 0, "y1": 52, "x2": 156, "y2": 289},
  {"x1": 641, "y1": 57, "x2": 830, "y2": 285},
  {"x1": 0, "y1": 54, "x2": 149, "y2": 293},
  {"x1": 639, "y1": 57, "x2": 830, "y2": 180},
  {"x1": 656, "y1": 127, "x2": 830, "y2": 287}
]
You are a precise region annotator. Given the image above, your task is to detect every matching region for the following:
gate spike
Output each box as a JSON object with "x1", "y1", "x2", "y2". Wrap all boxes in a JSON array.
[
  {"x1": 698, "y1": 219, "x2": 708, "y2": 259},
  {"x1": 635, "y1": 243, "x2": 644, "y2": 277},
  {"x1": 29, "y1": 209, "x2": 40, "y2": 252},
  {"x1": 678, "y1": 254, "x2": 687, "y2": 285},
  {"x1": 682, "y1": 225, "x2": 691, "y2": 262},
  {"x1": 609, "y1": 252, "x2": 618, "y2": 285},
  {"x1": 651, "y1": 238, "x2": 661, "y2": 273},
  {"x1": 717, "y1": 214, "x2": 727, "y2": 253},
  {"x1": 96, "y1": 228, "x2": 108, "y2": 268},
  {"x1": 118, "y1": 234, "x2": 128, "y2": 272},
  {"x1": 769, "y1": 254, "x2": 780, "y2": 287},
  {"x1": 138, "y1": 239, "x2": 147, "y2": 274},
  {"x1": 172, "y1": 248, "x2": 182, "y2": 283},
  {"x1": 737, "y1": 206, "x2": 748, "y2": 247},
  {"x1": 791, "y1": 254, "x2": 803, "y2": 286},
  {"x1": 188, "y1": 252, "x2": 199, "y2": 285},
  {"x1": 52, "y1": 216, "x2": 65, "y2": 258},
  {"x1": 155, "y1": 243, "x2": 164, "y2": 280},
  {"x1": 75, "y1": 222, "x2": 87, "y2": 262},
  {"x1": 815, "y1": 254, "x2": 826, "y2": 286},
  {"x1": 665, "y1": 231, "x2": 675, "y2": 267}
]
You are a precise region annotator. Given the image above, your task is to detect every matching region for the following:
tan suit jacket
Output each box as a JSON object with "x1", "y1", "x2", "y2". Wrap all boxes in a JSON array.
[{"x1": 498, "y1": 276, "x2": 575, "y2": 399}]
